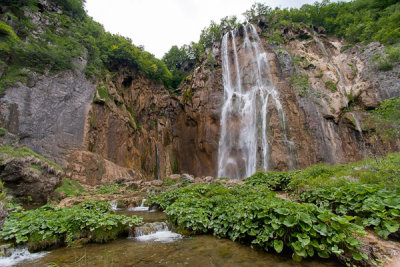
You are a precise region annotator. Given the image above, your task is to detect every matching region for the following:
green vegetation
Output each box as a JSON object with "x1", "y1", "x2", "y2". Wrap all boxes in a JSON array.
[
  {"x1": 288, "y1": 153, "x2": 400, "y2": 191},
  {"x1": 365, "y1": 97, "x2": 400, "y2": 141},
  {"x1": 0, "y1": 0, "x2": 172, "y2": 92},
  {"x1": 149, "y1": 153, "x2": 400, "y2": 262},
  {"x1": 300, "y1": 184, "x2": 400, "y2": 239},
  {"x1": 94, "y1": 184, "x2": 122, "y2": 195},
  {"x1": 150, "y1": 183, "x2": 365, "y2": 262},
  {"x1": 324, "y1": 81, "x2": 337, "y2": 92},
  {"x1": 163, "y1": 178, "x2": 177, "y2": 187},
  {"x1": 162, "y1": 16, "x2": 241, "y2": 90},
  {"x1": 290, "y1": 73, "x2": 312, "y2": 97},
  {"x1": 245, "y1": 171, "x2": 297, "y2": 191},
  {"x1": 245, "y1": 0, "x2": 400, "y2": 45},
  {"x1": 55, "y1": 178, "x2": 86, "y2": 197},
  {"x1": 0, "y1": 200, "x2": 142, "y2": 251},
  {"x1": 170, "y1": 158, "x2": 179, "y2": 174},
  {"x1": 0, "y1": 146, "x2": 62, "y2": 171}
]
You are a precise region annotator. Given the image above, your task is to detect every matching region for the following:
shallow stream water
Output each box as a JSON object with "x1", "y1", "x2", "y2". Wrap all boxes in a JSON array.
[{"x1": 13, "y1": 209, "x2": 342, "y2": 267}]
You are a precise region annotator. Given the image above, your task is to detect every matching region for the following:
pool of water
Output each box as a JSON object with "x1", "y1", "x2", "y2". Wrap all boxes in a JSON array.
[
  {"x1": 19, "y1": 234, "x2": 342, "y2": 267},
  {"x1": 15, "y1": 209, "x2": 343, "y2": 267}
]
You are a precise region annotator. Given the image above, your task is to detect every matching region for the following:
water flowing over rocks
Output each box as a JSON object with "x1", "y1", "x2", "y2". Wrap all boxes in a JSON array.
[{"x1": 218, "y1": 25, "x2": 291, "y2": 179}]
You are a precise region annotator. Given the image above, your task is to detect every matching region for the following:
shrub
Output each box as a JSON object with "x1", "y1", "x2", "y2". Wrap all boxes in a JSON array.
[
  {"x1": 245, "y1": 171, "x2": 297, "y2": 191},
  {"x1": 376, "y1": 59, "x2": 393, "y2": 71}
]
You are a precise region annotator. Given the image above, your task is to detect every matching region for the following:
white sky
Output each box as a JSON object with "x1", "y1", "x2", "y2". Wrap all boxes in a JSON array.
[{"x1": 85, "y1": 0, "x2": 324, "y2": 59}]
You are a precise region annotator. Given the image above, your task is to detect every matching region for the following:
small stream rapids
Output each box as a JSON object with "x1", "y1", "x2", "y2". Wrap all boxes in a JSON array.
[
  {"x1": 128, "y1": 198, "x2": 150, "y2": 211},
  {"x1": 132, "y1": 222, "x2": 182, "y2": 243},
  {"x1": 217, "y1": 24, "x2": 290, "y2": 179},
  {"x1": 0, "y1": 247, "x2": 48, "y2": 266}
]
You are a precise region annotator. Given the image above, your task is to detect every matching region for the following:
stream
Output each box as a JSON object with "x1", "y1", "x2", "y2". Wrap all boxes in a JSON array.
[{"x1": 8, "y1": 207, "x2": 342, "y2": 267}]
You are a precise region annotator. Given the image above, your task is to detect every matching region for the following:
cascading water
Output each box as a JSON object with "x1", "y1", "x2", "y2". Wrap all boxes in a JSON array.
[{"x1": 217, "y1": 25, "x2": 289, "y2": 179}]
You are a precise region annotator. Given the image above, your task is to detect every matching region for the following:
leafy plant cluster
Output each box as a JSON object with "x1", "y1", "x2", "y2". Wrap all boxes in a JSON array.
[
  {"x1": 150, "y1": 183, "x2": 366, "y2": 262},
  {"x1": 0, "y1": 200, "x2": 142, "y2": 251},
  {"x1": 244, "y1": 170, "x2": 297, "y2": 191},
  {"x1": 163, "y1": 178, "x2": 178, "y2": 186},
  {"x1": 300, "y1": 184, "x2": 400, "y2": 239}
]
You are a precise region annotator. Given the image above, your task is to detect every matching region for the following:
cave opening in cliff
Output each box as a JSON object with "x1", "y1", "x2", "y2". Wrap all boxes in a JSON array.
[{"x1": 122, "y1": 76, "x2": 133, "y2": 88}]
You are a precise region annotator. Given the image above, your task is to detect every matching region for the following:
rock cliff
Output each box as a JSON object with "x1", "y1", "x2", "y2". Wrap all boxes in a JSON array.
[{"x1": 0, "y1": 18, "x2": 399, "y2": 184}]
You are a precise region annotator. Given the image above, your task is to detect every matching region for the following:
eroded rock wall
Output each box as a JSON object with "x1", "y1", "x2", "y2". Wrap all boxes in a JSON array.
[{"x1": 1, "y1": 24, "x2": 398, "y2": 184}]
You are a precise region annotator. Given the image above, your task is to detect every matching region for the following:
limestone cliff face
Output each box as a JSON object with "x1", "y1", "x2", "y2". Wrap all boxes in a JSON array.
[
  {"x1": 80, "y1": 62, "x2": 223, "y2": 183},
  {"x1": 0, "y1": 24, "x2": 399, "y2": 184},
  {"x1": 182, "y1": 24, "x2": 400, "y2": 172}
]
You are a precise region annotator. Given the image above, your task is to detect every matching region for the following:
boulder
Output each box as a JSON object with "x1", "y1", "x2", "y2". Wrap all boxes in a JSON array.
[
  {"x1": 168, "y1": 174, "x2": 181, "y2": 181},
  {"x1": 0, "y1": 156, "x2": 62, "y2": 204},
  {"x1": 181, "y1": 173, "x2": 194, "y2": 183},
  {"x1": 151, "y1": 180, "x2": 163, "y2": 187}
]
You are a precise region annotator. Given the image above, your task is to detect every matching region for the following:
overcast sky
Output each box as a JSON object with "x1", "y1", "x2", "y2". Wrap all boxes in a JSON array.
[{"x1": 85, "y1": 0, "x2": 325, "y2": 59}]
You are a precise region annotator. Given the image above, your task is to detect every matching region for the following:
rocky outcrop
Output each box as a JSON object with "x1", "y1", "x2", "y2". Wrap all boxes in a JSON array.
[
  {"x1": 0, "y1": 65, "x2": 95, "y2": 168},
  {"x1": 0, "y1": 155, "x2": 62, "y2": 204},
  {"x1": 66, "y1": 150, "x2": 143, "y2": 186}
]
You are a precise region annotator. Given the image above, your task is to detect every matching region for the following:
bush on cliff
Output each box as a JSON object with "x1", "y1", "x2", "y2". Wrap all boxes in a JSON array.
[{"x1": 0, "y1": 0, "x2": 173, "y2": 90}]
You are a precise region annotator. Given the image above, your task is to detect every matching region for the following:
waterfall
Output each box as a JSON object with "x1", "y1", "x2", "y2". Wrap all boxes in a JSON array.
[
  {"x1": 217, "y1": 25, "x2": 289, "y2": 179},
  {"x1": 129, "y1": 198, "x2": 149, "y2": 211},
  {"x1": 350, "y1": 112, "x2": 367, "y2": 156}
]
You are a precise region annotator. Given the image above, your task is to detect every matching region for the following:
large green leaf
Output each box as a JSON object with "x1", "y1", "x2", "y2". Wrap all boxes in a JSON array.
[
  {"x1": 283, "y1": 215, "x2": 297, "y2": 227},
  {"x1": 274, "y1": 239, "x2": 284, "y2": 253}
]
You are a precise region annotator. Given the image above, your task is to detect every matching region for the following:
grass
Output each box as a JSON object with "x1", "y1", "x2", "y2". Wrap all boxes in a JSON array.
[
  {"x1": 287, "y1": 153, "x2": 400, "y2": 192},
  {"x1": 94, "y1": 184, "x2": 122, "y2": 195},
  {"x1": 0, "y1": 146, "x2": 62, "y2": 171},
  {"x1": 163, "y1": 178, "x2": 177, "y2": 186},
  {"x1": 55, "y1": 178, "x2": 86, "y2": 197}
]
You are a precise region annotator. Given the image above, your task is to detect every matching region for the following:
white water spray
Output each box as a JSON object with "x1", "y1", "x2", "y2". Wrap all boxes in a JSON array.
[{"x1": 217, "y1": 25, "x2": 290, "y2": 179}]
